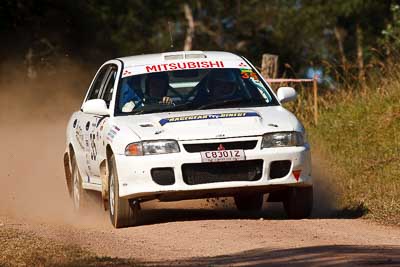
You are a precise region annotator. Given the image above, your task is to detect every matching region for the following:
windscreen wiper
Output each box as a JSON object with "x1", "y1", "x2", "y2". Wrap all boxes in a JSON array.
[
  {"x1": 156, "y1": 102, "x2": 195, "y2": 112},
  {"x1": 135, "y1": 102, "x2": 195, "y2": 114}
]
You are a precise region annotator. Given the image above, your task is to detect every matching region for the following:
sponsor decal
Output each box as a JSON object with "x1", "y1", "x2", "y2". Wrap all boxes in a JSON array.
[
  {"x1": 159, "y1": 112, "x2": 259, "y2": 126},
  {"x1": 293, "y1": 170, "x2": 301, "y2": 181},
  {"x1": 240, "y1": 69, "x2": 259, "y2": 80},
  {"x1": 145, "y1": 61, "x2": 224, "y2": 73},
  {"x1": 123, "y1": 69, "x2": 132, "y2": 76},
  {"x1": 75, "y1": 125, "x2": 85, "y2": 149},
  {"x1": 107, "y1": 125, "x2": 121, "y2": 142},
  {"x1": 89, "y1": 133, "x2": 97, "y2": 161}
]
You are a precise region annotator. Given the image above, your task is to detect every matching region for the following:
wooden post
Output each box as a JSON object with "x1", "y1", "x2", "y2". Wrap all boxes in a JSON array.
[
  {"x1": 313, "y1": 75, "x2": 318, "y2": 125},
  {"x1": 261, "y1": 54, "x2": 278, "y2": 79},
  {"x1": 356, "y1": 23, "x2": 366, "y2": 94}
]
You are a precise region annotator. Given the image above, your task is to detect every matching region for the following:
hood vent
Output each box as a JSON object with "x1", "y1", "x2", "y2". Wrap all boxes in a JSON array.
[
  {"x1": 163, "y1": 51, "x2": 206, "y2": 61},
  {"x1": 164, "y1": 54, "x2": 184, "y2": 60},
  {"x1": 139, "y1": 123, "x2": 154, "y2": 127},
  {"x1": 185, "y1": 53, "x2": 206, "y2": 59}
]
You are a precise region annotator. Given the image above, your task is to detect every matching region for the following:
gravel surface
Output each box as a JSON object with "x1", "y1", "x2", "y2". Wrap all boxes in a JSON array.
[{"x1": 0, "y1": 119, "x2": 399, "y2": 266}]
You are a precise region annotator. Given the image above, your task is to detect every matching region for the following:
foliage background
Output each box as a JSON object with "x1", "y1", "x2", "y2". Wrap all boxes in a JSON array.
[
  {"x1": 0, "y1": 0, "x2": 396, "y2": 73},
  {"x1": 1, "y1": 0, "x2": 399, "y2": 224}
]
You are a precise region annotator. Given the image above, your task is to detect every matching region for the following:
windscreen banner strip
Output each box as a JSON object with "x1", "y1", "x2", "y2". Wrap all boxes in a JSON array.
[
  {"x1": 122, "y1": 60, "x2": 250, "y2": 78},
  {"x1": 159, "y1": 112, "x2": 259, "y2": 126}
]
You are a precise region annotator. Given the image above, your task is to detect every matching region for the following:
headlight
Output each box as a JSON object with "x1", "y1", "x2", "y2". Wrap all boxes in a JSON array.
[
  {"x1": 261, "y1": 132, "x2": 304, "y2": 148},
  {"x1": 125, "y1": 140, "x2": 180, "y2": 156}
]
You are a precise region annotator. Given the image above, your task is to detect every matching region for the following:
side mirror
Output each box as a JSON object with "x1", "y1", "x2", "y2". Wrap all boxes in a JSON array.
[
  {"x1": 82, "y1": 99, "x2": 109, "y2": 116},
  {"x1": 277, "y1": 87, "x2": 297, "y2": 103}
]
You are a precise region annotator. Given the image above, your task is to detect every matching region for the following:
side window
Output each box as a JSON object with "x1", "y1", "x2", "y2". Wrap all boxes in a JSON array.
[
  {"x1": 101, "y1": 66, "x2": 117, "y2": 107},
  {"x1": 87, "y1": 67, "x2": 109, "y2": 100}
]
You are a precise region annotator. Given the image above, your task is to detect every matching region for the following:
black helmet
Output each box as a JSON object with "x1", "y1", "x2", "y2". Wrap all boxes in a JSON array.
[
  {"x1": 145, "y1": 72, "x2": 169, "y2": 96},
  {"x1": 207, "y1": 69, "x2": 237, "y2": 99}
]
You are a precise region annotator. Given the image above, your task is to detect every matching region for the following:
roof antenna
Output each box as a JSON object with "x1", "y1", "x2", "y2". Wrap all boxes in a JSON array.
[{"x1": 168, "y1": 21, "x2": 174, "y2": 49}]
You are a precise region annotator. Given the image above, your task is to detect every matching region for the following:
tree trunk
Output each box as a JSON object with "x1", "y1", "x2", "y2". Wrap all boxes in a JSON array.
[
  {"x1": 356, "y1": 23, "x2": 366, "y2": 93},
  {"x1": 183, "y1": 3, "x2": 195, "y2": 51},
  {"x1": 334, "y1": 26, "x2": 348, "y2": 72},
  {"x1": 25, "y1": 48, "x2": 37, "y2": 80}
]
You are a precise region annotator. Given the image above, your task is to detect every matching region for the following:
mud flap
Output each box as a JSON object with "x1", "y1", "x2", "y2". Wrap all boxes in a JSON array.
[
  {"x1": 63, "y1": 152, "x2": 73, "y2": 197},
  {"x1": 100, "y1": 159, "x2": 109, "y2": 210}
]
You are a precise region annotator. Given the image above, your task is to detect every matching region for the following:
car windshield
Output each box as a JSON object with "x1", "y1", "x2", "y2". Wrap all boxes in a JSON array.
[{"x1": 115, "y1": 68, "x2": 279, "y2": 115}]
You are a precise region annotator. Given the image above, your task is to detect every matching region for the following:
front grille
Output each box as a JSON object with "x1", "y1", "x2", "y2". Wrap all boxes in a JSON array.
[
  {"x1": 182, "y1": 160, "x2": 263, "y2": 185},
  {"x1": 183, "y1": 141, "x2": 257, "y2": 153}
]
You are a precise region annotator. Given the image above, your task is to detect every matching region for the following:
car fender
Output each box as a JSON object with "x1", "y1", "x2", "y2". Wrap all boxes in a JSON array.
[{"x1": 99, "y1": 121, "x2": 140, "y2": 208}]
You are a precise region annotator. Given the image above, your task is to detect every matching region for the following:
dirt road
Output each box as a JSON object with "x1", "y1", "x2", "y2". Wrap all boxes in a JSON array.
[{"x1": 0, "y1": 75, "x2": 399, "y2": 266}]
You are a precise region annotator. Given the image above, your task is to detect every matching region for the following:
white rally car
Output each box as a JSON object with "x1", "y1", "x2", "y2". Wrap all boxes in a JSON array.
[{"x1": 63, "y1": 51, "x2": 313, "y2": 228}]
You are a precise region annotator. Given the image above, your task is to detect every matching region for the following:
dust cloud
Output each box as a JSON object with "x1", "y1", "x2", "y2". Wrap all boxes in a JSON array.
[
  {"x1": 0, "y1": 60, "x2": 219, "y2": 227},
  {"x1": 310, "y1": 152, "x2": 338, "y2": 217},
  {"x1": 0, "y1": 60, "x2": 104, "y2": 225}
]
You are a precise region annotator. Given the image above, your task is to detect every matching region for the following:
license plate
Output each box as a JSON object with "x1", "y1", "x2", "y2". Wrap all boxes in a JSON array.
[{"x1": 200, "y1": 150, "x2": 246, "y2": 162}]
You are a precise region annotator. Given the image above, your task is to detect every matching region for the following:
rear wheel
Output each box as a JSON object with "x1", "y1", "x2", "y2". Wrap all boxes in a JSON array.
[
  {"x1": 234, "y1": 193, "x2": 264, "y2": 212},
  {"x1": 108, "y1": 155, "x2": 140, "y2": 228},
  {"x1": 283, "y1": 186, "x2": 313, "y2": 219},
  {"x1": 71, "y1": 154, "x2": 88, "y2": 211}
]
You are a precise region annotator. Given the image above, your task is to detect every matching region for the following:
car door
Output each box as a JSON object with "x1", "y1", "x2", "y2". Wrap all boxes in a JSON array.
[
  {"x1": 87, "y1": 64, "x2": 118, "y2": 179},
  {"x1": 79, "y1": 65, "x2": 110, "y2": 184}
]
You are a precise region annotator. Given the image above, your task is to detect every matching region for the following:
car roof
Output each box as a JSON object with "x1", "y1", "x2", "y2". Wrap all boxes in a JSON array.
[{"x1": 117, "y1": 51, "x2": 242, "y2": 68}]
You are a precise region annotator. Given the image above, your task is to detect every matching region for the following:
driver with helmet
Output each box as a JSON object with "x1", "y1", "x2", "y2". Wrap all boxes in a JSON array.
[
  {"x1": 193, "y1": 69, "x2": 241, "y2": 105},
  {"x1": 120, "y1": 72, "x2": 173, "y2": 112}
]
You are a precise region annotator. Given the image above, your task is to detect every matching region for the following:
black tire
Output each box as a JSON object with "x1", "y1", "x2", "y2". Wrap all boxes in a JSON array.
[
  {"x1": 283, "y1": 186, "x2": 313, "y2": 219},
  {"x1": 71, "y1": 154, "x2": 89, "y2": 212},
  {"x1": 108, "y1": 155, "x2": 139, "y2": 228},
  {"x1": 234, "y1": 193, "x2": 264, "y2": 212}
]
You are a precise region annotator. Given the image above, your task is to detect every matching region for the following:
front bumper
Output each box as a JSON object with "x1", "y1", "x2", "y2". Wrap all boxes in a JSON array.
[{"x1": 115, "y1": 137, "x2": 312, "y2": 200}]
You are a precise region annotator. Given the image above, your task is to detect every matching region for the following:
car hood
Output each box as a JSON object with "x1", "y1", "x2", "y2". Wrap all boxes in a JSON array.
[{"x1": 113, "y1": 106, "x2": 301, "y2": 141}]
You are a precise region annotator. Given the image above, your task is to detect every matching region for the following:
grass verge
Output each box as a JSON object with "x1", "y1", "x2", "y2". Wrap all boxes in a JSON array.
[
  {"x1": 0, "y1": 225, "x2": 138, "y2": 266},
  {"x1": 306, "y1": 83, "x2": 400, "y2": 225}
]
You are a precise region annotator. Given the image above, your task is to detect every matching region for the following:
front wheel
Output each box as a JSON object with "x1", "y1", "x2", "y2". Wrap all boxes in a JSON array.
[
  {"x1": 283, "y1": 186, "x2": 313, "y2": 219},
  {"x1": 234, "y1": 193, "x2": 264, "y2": 212},
  {"x1": 108, "y1": 155, "x2": 140, "y2": 228}
]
